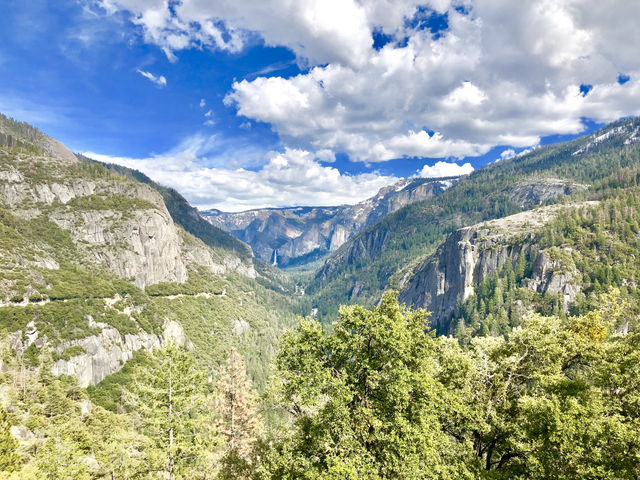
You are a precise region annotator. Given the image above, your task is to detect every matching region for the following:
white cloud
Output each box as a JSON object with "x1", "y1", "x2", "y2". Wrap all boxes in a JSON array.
[
  {"x1": 494, "y1": 145, "x2": 540, "y2": 163},
  {"x1": 204, "y1": 109, "x2": 213, "y2": 117},
  {"x1": 418, "y1": 161, "x2": 474, "y2": 178},
  {"x1": 105, "y1": 1, "x2": 640, "y2": 164},
  {"x1": 315, "y1": 149, "x2": 336, "y2": 163},
  {"x1": 84, "y1": 140, "x2": 397, "y2": 211},
  {"x1": 498, "y1": 149, "x2": 516, "y2": 161},
  {"x1": 136, "y1": 68, "x2": 166, "y2": 87},
  {"x1": 203, "y1": 119, "x2": 215, "y2": 126},
  {"x1": 199, "y1": 98, "x2": 206, "y2": 107},
  {"x1": 98, "y1": 0, "x2": 377, "y2": 67}
]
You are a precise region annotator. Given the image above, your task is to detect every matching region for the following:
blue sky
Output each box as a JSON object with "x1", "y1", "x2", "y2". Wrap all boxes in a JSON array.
[{"x1": 1, "y1": 1, "x2": 639, "y2": 211}]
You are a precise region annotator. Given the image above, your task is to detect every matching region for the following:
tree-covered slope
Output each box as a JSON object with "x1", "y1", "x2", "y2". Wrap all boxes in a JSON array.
[
  {"x1": 0, "y1": 115, "x2": 302, "y2": 397},
  {"x1": 308, "y1": 117, "x2": 640, "y2": 321}
]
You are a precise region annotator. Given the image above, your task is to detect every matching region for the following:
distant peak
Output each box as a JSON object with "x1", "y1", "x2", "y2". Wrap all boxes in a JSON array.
[{"x1": 0, "y1": 113, "x2": 77, "y2": 162}]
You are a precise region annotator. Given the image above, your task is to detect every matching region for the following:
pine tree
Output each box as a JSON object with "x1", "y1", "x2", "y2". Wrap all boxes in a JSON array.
[
  {"x1": 216, "y1": 348, "x2": 261, "y2": 470},
  {"x1": 0, "y1": 408, "x2": 20, "y2": 473},
  {"x1": 124, "y1": 343, "x2": 212, "y2": 480}
]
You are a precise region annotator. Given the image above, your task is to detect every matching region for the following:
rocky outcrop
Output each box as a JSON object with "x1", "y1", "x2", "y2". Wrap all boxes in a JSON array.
[
  {"x1": 507, "y1": 178, "x2": 588, "y2": 207},
  {"x1": 0, "y1": 152, "x2": 192, "y2": 288},
  {"x1": 202, "y1": 177, "x2": 456, "y2": 267},
  {"x1": 525, "y1": 249, "x2": 581, "y2": 311},
  {"x1": 9, "y1": 316, "x2": 191, "y2": 388},
  {"x1": 51, "y1": 207, "x2": 188, "y2": 289},
  {"x1": 0, "y1": 113, "x2": 77, "y2": 162},
  {"x1": 50, "y1": 326, "x2": 162, "y2": 387},
  {"x1": 399, "y1": 204, "x2": 595, "y2": 331}
]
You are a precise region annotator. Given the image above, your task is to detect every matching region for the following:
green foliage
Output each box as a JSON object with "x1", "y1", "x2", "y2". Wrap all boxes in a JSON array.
[
  {"x1": 86, "y1": 349, "x2": 150, "y2": 412},
  {"x1": 452, "y1": 191, "x2": 640, "y2": 338},
  {"x1": 52, "y1": 345, "x2": 87, "y2": 362},
  {"x1": 259, "y1": 291, "x2": 640, "y2": 479},
  {"x1": 260, "y1": 292, "x2": 476, "y2": 479},
  {"x1": 124, "y1": 343, "x2": 217, "y2": 479},
  {"x1": 0, "y1": 409, "x2": 20, "y2": 473},
  {"x1": 309, "y1": 118, "x2": 640, "y2": 323},
  {"x1": 65, "y1": 193, "x2": 158, "y2": 212}
]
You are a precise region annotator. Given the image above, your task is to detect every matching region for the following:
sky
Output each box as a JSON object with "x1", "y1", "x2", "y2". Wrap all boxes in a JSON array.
[{"x1": 1, "y1": 1, "x2": 639, "y2": 211}]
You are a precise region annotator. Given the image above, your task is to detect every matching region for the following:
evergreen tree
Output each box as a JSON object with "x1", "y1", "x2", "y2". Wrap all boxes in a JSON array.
[
  {"x1": 124, "y1": 343, "x2": 213, "y2": 479},
  {"x1": 0, "y1": 409, "x2": 20, "y2": 473},
  {"x1": 260, "y1": 292, "x2": 475, "y2": 479},
  {"x1": 216, "y1": 347, "x2": 261, "y2": 479},
  {"x1": 32, "y1": 426, "x2": 90, "y2": 480}
]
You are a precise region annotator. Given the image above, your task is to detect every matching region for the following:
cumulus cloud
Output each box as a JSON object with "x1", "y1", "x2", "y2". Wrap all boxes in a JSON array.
[
  {"x1": 315, "y1": 149, "x2": 336, "y2": 163},
  {"x1": 84, "y1": 140, "x2": 397, "y2": 211},
  {"x1": 97, "y1": 0, "x2": 376, "y2": 67},
  {"x1": 105, "y1": 1, "x2": 640, "y2": 164},
  {"x1": 136, "y1": 69, "x2": 166, "y2": 87},
  {"x1": 497, "y1": 149, "x2": 516, "y2": 161},
  {"x1": 495, "y1": 145, "x2": 540, "y2": 163},
  {"x1": 199, "y1": 98, "x2": 206, "y2": 107},
  {"x1": 418, "y1": 161, "x2": 474, "y2": 178}
]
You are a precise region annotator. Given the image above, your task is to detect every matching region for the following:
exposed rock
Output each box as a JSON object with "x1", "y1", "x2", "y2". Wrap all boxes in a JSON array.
[
  {"x1": 233, "y1": 318, "x2": 251, "y2": 336},
  {"x1": 0, "y1": 165, "x2": 23, "y2": 183},
  {"x1": 203, "y1": 177, "x2": 455, "y2": 267},
  {"x1": 508, "y1": 178, "x2": 588, "y2": 207},
  {"x1": 163, "y1": 319, "x2": 192, "y2": 349},
  {"x1": 399, "y1": 204, "x2": 595, "y2": 331},
  {"x1": 79, "y1": 399, "x2": 92, "y2": 415},
  {"x1": 223, "y1": 255, "x2": 257, "y2": 279},
  {"x1": 10, "y1": 425, "x2": 35, "y2": 442},
  {"x1": 50, "y1": 206, "x2": 187, "y2": 289},
  {"x1": 525, "y1": 249, "x2": 581, "y2": 311},
  {"x1": 0, "y1": 113, "x2": 77, "y2": 162},
  {"x1": 0, "y1": 384, "x2": 11, "y2": 407},
  {"x1": 48, "y1": 317, "x2": 192, "y2": 387},
  {"x1": 51, "y1": 326, "x2": 162, "y2": 387}
]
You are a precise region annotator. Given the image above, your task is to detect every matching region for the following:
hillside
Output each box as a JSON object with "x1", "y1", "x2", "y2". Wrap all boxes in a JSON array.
[
  {"x1": 202, "y1": 177, "x2": 456, "y2": 267},
  {"x1": 0, "y1": 115, "x2": 301, "y2": 399},
  {"x1": 402, "y1": 189, "x2": 640, "y2": 341},
  {"x1": 1, "y1": 115, "x2": 640, "y2": 480},
  {"x1": 308, "y1": 117, "x2": 640, "y2": 320}
]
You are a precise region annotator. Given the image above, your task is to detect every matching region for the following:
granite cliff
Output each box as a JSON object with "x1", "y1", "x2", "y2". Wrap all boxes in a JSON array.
[
  {"x1": 0, "y1": 115, "x2": 298, "y2": 392},
  {"x1": 202, "y1": 177, "x2": 457, "y2": 267},
  {"x1": 398, "y1": 204, "x2": 594, "y2": 331}
]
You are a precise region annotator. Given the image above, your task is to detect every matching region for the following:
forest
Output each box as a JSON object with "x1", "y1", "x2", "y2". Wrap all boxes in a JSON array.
[{"x1": 1, "y1": 289, "x2": 639, "y2": 479}]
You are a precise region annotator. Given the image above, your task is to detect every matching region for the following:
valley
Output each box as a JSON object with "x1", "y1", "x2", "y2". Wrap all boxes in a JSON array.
[{"x1": 2, "y1": 114, "x2": 640, "y2": 478}]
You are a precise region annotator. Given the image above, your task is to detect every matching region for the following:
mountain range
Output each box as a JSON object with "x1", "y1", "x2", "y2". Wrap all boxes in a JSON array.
[
  {"x1": 3, "y1": 109, "x2": 640, "y2": 480},
  {"x1": 202, "y1": 176, "x2": 457, "y2": 267}
]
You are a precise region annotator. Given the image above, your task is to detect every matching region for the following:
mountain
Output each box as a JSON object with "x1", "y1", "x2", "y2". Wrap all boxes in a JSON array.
[
  {"x1": 0, "y1": 114, "x2": 301, "y2": 400},
  {"x1": 2, "y1": 114, "x2": 640, "y2": 480},
  {"x1": 202, "y1": 177, "x2": 456, "y2": 267},
  {"x1": 307, "y1": 117, "x2": 640, "y2": 320},
  {"x1": 397, "y1": 202, "x2": 593, "y2": 333}
]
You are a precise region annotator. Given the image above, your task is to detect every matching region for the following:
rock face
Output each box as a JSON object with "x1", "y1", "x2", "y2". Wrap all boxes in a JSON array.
[
  {"x1": 50, "y1": 326, "x2": 162, "y2": 387},
  {"x1": 399, "y1": 204, "x2": 594, "y2": 331},
  {"x1": 0, "y1": 113, "x2": 77, "y2": 162},
  {"x1": 202, "y1": 177, "x2": 456, "y2": 267},
  {"x1": 0, "y1": 157, "x2": 189, "y2": 288},
  {"x1": 51, "y1": 207, "x2": 188, "y2": 289},
  {"x1": 508, "y1": 178, "x2": 588, "y2": 207},
  {"x1": 7, "y1": 316, "x2": 191, "y2": 388}
]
